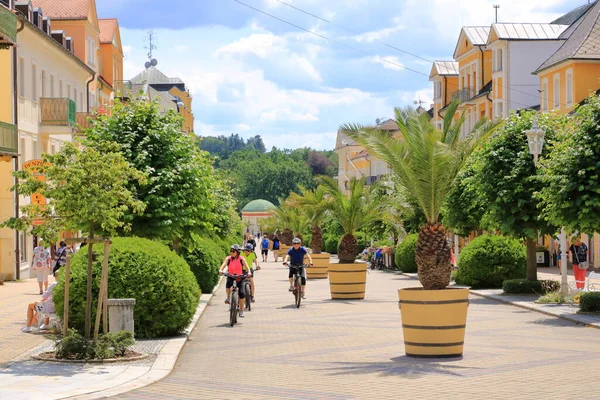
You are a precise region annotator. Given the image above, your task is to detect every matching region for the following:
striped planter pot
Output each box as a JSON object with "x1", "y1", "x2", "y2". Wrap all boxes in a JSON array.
[
  {"x1": 305, "y1": 253, "x2": 329, "y2": 279},
  {"x1": 328, "y1": 261, "x2": 367, "y2": 300}
]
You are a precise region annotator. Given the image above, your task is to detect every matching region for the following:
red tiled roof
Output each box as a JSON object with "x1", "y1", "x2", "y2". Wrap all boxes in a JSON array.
[
  {"x1": 32, "y1": 0, "x2": 91, "y2": 19},
  {"x1": 98, "y1": 19, "x2": 117, "y2": 43}
]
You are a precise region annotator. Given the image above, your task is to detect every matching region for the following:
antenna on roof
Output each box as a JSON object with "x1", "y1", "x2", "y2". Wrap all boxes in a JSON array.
[
  {"x1": 144, "y1": 30, "x2": 158, "y2": 69},
  {"x1": 493, "y1": 4, "x2": 500, "y2": 23}
]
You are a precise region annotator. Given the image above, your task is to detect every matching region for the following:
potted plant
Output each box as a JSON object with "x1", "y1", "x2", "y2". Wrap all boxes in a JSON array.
[
  {"x1": 319, "y1": 176, "x2": 381, "y2": 299},
  {"x1": 287, "y1": 186, "x2": 330, "y2": 279},
  {"x1": 342, "y1": 101, "x2": 498, "y2": 356}
]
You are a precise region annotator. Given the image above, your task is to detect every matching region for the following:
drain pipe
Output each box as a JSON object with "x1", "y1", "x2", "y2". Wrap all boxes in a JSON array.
[
  {"x1": 86, "y1": 74, "x2": 95, "y2": 112},
  {"x1": 13, "y1": 13, "x2": 25, "y2": 280}
]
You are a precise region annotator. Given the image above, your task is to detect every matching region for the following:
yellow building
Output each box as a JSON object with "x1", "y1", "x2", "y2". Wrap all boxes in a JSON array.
[
  {"x1": 429, "y1": 61, "x2": 458, "y2": 130},
  {"x1": 128, "y1": 66, "x2": 195, "y2": 134},
  {"x1": 98, "y1": 18, "x2": 123, "y2": 110},
  {"x1": 0, "y1": 1, "x2": 18, "y2": 281}
]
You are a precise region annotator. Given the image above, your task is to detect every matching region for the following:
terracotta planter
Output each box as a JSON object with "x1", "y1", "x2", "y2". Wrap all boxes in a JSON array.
[
  {"x1": 328, "y1": 261, "x2": 367, "y2": 300},
  {"x1": 398, "y1": 287, "x2": 469, "y2": 358},
  {"x1": 306, "y1": 253, "x2": 329, "y2": 279}
]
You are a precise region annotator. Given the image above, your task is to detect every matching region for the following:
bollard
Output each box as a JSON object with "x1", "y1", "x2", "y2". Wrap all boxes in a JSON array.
[{"x1": 107, "y1": 299, "x2": 136, "y2": 335}]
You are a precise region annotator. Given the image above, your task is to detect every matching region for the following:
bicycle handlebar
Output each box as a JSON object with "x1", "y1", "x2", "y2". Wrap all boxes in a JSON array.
[{"x1": 221, "y1": 272, "x2": 248, "y2": 278}]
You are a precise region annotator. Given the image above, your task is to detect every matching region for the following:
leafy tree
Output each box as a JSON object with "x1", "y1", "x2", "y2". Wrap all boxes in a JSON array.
[
  {"x1": 538, "y1": 94, "x2": 600, "y2": 233},
  {"x1": 307, "y1": 151, "x2": 335, "y2": 176},
  {"x1": 318, "y1": 176, "x2": 381, "y2": 263},
  {"x1": 85, "y1": 99, "x2": 223, "y2": 246},
  {"x1": 342, "y1": 101, "x2": 498, "y2": 289},
  {"x1": 286, "y1": 186, "x2": 328, "y2": 253},
  {"x1": 469, "y1": 112, "x2": 562, "y2": 281}
]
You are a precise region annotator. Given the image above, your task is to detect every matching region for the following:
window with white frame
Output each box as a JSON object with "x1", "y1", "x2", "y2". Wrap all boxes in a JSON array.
[
  {"x1": 542, "y1": 79, "x2": 549, "y2": 111},
  {"x1": 565, "y1": 69, "x2": 573, "y2": 107},
  {"x1": 59, "y1": 80, "x2": 63, "y2": 97},
  {"x1": 495, "y1": 101, "x2": 504, "y2": 119},
  {"x1": 50, "y1": 74, "x2": 54, "y2": 97},
  {"x1": 31, "y1": 63, "x2": 37, "y2": 100},
  {"x1": 494, "y1": 49, "x2": 503, "y2": 72},
  {"x1": 18, "y1": 57, "x2": 24, "y2": 97},
  {"x1": 19, "y1": 232, "x2": 28, "y2": 263},
  {"x1": 73, "y1": 88, "x2": 77, "y2": 105},
  {"x1": 81, "y1": 92, "x2": 85, "y2": 111},
  {"x1": 41, "y1": 70, "x2": 46, "y2": 97},
  {"x1": 553, "y1": 74, "x2": 560, "y2": 109},
  {"x1": 87, "y1": 37, "x2": 95, "y2": 66},
  {"x1": 67, "y1": 83, "x2": 71, "y2": 100}
]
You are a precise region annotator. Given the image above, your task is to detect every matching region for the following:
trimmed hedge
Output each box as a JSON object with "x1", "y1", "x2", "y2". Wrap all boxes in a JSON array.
[
  {"x1": 183, "y1": 236, "x2": 222, "y2": 294},
  {"x1": 502, "y1": 279, "x2": 560, "y2": 294},
  {"x1": 580, "y1": 292, "x2": 600, "y2": 313},
  {"x1": 455, "y1": 234, "x2": 526, "y2": 289},
  {"x1": 323, "y1": 233, "x2": 339, "y2": 254},
  {"x1": 53, "y1": 237, "x2": 200, "y2": 339},
  {"x1": 394, "y1": 234, "x2": 418, "y2": 273}
]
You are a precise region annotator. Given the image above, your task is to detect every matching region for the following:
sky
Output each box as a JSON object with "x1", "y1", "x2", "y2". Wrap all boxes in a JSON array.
[{"x1": 98, "y1": 0, "x2": 579, "y2": 150}]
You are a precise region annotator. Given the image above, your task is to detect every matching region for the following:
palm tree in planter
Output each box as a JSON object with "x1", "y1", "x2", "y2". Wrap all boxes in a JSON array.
[
  {"x1": 286, "y1": 186, "x2": 330, "y2": 278},
  {"x1": 318, "y1": 176, "x2": 381, "y2": 299},
  {"x1": 341, "y1": 101, "x2": 498, "y2": 356}
]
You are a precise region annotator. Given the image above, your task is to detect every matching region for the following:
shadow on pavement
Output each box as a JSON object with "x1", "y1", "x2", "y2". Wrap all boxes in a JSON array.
[
  {"x1": 527, "y1": 317, "x2": 582, "y2": 327},
  {"x1": 317, "y1": 356, "x2": 478, "y2": 378},
  {"x1": 0, "y1": 360, "x2": 109, "y2": 377}
]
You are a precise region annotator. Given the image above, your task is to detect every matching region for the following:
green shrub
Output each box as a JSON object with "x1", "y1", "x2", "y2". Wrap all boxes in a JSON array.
[
  {"x1": 53, "y1": 237, "x2": 200, "y2": 339},
  {"x1": 537, "y1": 291, "x2": 572, "y2": 304},
  {"x1": 503, "y1": 279, "x2": 560, "y2": 294},
  {"x1": 355, "y1": 232, "x2": 370, "y2": 254},
  {"x1": 183, "y1": 236, "x2": 222, "y2": 294},
  {"x1": 54, "y1": 329, "x2": 134, "y2": 360},
  {"x1": 579, "y1": 292, "x2": 600, "y2": 312},
  {"x1": 395, "y1": 234, "x2": 418, "y2": 273},
  {"x1": 455, "y1": 234, "x2": 526, "y2": 289},
  {"x1": 323, "y1": 233, "x2": 339, "y2": 254}
]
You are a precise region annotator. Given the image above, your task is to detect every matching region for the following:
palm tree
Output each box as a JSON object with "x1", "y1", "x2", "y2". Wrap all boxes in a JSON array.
[
  {"x1": 318, "y1": 176, "x2": 381, "y2": 263},
  {"x1": 341, "y1": 101, "x2": 498, "y2": 289},
  {"x1": 286, "y1": 186, "x2": 328, "y2": 254},
  {"x1": 272, "y1": 203, "x2": 308, "y2": 244}
]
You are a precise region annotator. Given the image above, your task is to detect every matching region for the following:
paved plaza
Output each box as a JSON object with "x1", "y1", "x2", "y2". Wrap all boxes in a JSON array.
[{"x1": 114, "y1": 261, "x2": 600, "y2": 400}]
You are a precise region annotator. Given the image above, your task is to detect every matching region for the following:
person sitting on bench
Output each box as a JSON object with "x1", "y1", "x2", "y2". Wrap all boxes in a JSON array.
[{"x1": 22, "y1": 281, "x2": 56, "y2": 333}]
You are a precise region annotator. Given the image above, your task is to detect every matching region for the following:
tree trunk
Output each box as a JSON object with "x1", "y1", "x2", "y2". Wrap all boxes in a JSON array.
[
  {"x1": 526, "y1": 237, "x2": 538, "y2": 281},
  {"x1": 84, "y1": 227, "x2": 95, "y2": 340},
  {"x1": 415, "y1": 223, "x2": 451, "y2": 290},
  {"x1": 338, "y1": 233, "x2": 358, "y2": 263},
  {"x1": 310, "y1": 225, "x2": 322, "y2": 254},
  {"x1": 281, "y1": 228, "x2": 293, "y2": 245}
]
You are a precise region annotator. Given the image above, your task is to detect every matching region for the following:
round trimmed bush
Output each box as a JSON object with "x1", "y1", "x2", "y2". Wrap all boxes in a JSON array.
[
  {"x1": 183, "y1": 237, "x2": 222, "y2": 294},
  {"x1": 53, "y1": 237, "x2": 200, "y2": 338},
  {"x1": 323, "y1": 233, "x2": 339, "y2": 254},
  {"x1": 395, "y1": 234, "x2": 418, "y2": 273},
  {"x1": 455, "y1": 234, "x2": 526, "y2": 289}
]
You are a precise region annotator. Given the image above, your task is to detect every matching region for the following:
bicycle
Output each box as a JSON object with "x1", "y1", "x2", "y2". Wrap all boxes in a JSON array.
[
  {"x1": 244, "y1": 268, "x2": 256, "y2": 311},
  {"x1": 223, "y1": 272, "x2": 246, "y2": 327},
  {"x1": 283, "y1": 262, "x2": 304, "y2": 308}
]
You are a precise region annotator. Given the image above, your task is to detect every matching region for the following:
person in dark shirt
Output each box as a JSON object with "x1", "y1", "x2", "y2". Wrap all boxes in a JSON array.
[{"x1": 283, "y1": 237, "x2": 313, "y2": 299}]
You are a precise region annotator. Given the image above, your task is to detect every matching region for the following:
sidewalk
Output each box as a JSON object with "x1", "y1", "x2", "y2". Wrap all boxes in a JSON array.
[{"x1": 0, "y1": 277, "x2": 217, "y2": 400}]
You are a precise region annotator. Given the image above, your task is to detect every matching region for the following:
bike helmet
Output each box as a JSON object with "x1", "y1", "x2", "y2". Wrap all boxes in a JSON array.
[
  {"x1": 244, "y1": 243, "x2": 254, "y2": 251},
  {"x1": 230, "y1": 244, "x2": 241, "y2": 253},
  {"x1": 292, "y1": 238, "x2": 301, "y2": 244}
]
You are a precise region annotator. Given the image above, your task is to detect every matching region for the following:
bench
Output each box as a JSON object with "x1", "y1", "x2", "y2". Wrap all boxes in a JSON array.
[{"x1": 569, "y1": 271, "x2": 600, "y2": 293}]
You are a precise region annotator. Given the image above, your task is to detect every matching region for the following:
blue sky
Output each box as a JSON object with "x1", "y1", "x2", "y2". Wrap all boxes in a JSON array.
[{"x1": 99, "y1": 0, "x2": 577, "y2": 150}]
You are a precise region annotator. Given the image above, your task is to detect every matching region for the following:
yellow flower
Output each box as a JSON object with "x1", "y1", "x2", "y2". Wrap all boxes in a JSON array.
[{"x1": 573, "y1": 293, "x2": 581, "y2": 304}]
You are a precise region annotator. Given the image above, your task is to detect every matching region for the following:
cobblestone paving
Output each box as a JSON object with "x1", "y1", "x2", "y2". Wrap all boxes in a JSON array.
[{"x1": 115, "y1": 260, "x2": 600, "y2": 400}]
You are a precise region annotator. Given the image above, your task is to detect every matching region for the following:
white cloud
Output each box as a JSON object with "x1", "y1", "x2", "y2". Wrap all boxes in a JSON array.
[
  {"x1": 353, "y1": 26, "x2": 405, "y2": 43},
  {"x1": 174, "y1": 45, "x2": 189, "y2": 53},
  {"x1": 215, "y1": 33, "x2": 287, "y2": 58},
  {"x1": 372, "y1": 55, "x2": 404, "y2": 71},
  {"x1": 122, "y1": 45, "x2": 132, "y2": 56}
]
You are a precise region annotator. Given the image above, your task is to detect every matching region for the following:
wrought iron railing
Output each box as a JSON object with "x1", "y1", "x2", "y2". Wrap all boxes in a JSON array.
[
  {"x1": 40, "y1": 98, "x2": 76, "y2": 126},
  {"x1": 0, "y1": 120, "x2": 17, "y2": 154},
  {"x1": 0, "y1": 4, "x2": 17, "y2": 49},
  {"x1": 451, "y1": 87, "x2": 475, "y2": 103}
]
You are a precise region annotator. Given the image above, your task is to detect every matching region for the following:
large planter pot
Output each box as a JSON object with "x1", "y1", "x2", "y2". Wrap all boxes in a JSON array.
[
  {"x1": 306, "y1": 253, "x2": 329, "y2": 279},
  {"x1": 328, "y1": 261, "x2": 367, "y2": 300},
  {"x1": 398, "y1": 287, "x2": 469, "y2": 358}
]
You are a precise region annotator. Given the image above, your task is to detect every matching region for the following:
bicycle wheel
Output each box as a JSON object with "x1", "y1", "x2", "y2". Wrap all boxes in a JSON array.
[
  {"x1": 295, "y1": 276, "x2": 302, "y2": 308},
  {"x1": 230, "y1": 292, "x2": 238, "y2": 327},
  {"x1": 245, "y1": 282, "x2": 252, "y2": 311}
]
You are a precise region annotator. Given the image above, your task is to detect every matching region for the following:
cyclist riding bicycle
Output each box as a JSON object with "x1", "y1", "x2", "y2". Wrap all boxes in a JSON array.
[
  {"x1": 243, "y1": 243, "x2": 260, "y2": 303},
  {"x1": 283, "y1": 237, "x2": 313, "y2": 299},
  {"x1": 219, "y1": 244, "x2": 251, "y2": 318}
]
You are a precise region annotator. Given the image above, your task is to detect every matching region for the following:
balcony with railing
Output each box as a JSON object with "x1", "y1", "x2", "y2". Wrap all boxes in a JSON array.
[
  {"x1": 76, "y1": 112, "x2": 91, "y2": 131},
  {"x1": 40, "y1": 98, "x2": 76, "y2": 126},
  {"x1": 451, "y1": 86, "x2": 475, "y2": 103},
  {"x1": 0, "y1": 120, "x2": 17, "y2": 155},
  {"x1": 0, "y1": 4, "x2": 17, "y2": 49}
]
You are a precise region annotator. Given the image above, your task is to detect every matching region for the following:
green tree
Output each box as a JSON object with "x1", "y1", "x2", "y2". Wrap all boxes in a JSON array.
[
  {"x1": 318, "y1": 176, "x2": 381, "y2": 263},
  {"x1": 342, "y1": 101, "x2": 498, "y2": 289},
  {"x1": 85, "y1": 99, "x2": 221, "y2": 246},
  {"x1": 468, "y1": 112, "x2": 562, "y2": 281},
  {"x1": 538, "y1": 94, "x2": 600, "y2": 234}
]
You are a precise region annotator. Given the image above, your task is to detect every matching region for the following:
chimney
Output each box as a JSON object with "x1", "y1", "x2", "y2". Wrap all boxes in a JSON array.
[
  {"x1": 51, "y1": 30, "x2": 66, "y2": 47},
  {"x1": 42, "y1": 16, "x2": 51, "y2": 35},
  {"x1": 32, "y1": 7, "x2": 43, "y2": 29}
]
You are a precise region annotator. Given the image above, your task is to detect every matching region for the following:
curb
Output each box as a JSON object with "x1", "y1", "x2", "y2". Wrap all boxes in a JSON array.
[
  {"x1": 63, "y1": 277, "x2": 223, "y2": 400},
  {"x1": 396, "y1": 271, "x2": 600, "y2": 330}
]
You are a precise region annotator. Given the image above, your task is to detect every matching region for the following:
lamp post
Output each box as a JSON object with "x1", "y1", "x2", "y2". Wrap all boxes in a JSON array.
[{"x1": 525, "y1": 116, "x2": 568, "y2": 296}]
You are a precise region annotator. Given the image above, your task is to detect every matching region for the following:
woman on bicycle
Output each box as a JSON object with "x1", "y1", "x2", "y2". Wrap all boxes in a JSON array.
[
  {"x1": 219, "y1": 244, "x2": 251, "y2": 318},
  {"x1": 283, "y1": 238, "x2": 313, "y2": 299},
  {"x1": 243, "y1": 243, "x2": 260, "y2": 303}
]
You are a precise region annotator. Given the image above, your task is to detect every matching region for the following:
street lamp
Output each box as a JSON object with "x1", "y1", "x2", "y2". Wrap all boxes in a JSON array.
[
  {"x1": 525, "y1": 116, "x2": 545, "y2": 166},
  {"x1": 525, "y1": 116, "x2": 568, "y2": 296}
]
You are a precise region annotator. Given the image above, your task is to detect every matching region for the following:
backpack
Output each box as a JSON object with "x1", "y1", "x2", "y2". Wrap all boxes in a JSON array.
[
  {"x1": 273, "y1": 239, "x2": 280, "y2": 250},
  {"x1": 262, "y1": 239, "x2": 269, "y2": 249}
]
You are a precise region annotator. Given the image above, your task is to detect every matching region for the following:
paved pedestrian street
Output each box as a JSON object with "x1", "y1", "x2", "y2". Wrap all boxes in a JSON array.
[{"x1": 116, "y1": 260, "x2": 600, "y2": 400}]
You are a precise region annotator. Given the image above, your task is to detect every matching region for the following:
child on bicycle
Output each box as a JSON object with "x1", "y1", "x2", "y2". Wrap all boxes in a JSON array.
[
  {"x1": 219, "y1": 244, "x2": 251, "y2": 318},
  {"x1": 243, "y1": 243, "x2": 260, "y2": 303},
  {"x1": 283, "y1": 237, "x2": 313, "y2": 299}
]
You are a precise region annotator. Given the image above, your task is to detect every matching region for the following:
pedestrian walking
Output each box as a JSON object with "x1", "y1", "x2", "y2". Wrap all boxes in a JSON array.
[
  {"x1": 52, "y1": 241, "x2": 69, "y2": 277},
  {"x1": 32, "y1": 240, "x2": 52, "y2": 294},
  {"x1": 569, "y1": 237, "x2": 589, "y2": 289},
  {"x1": 272, "y1": 235, "x2": 280, "y2": 262}
]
